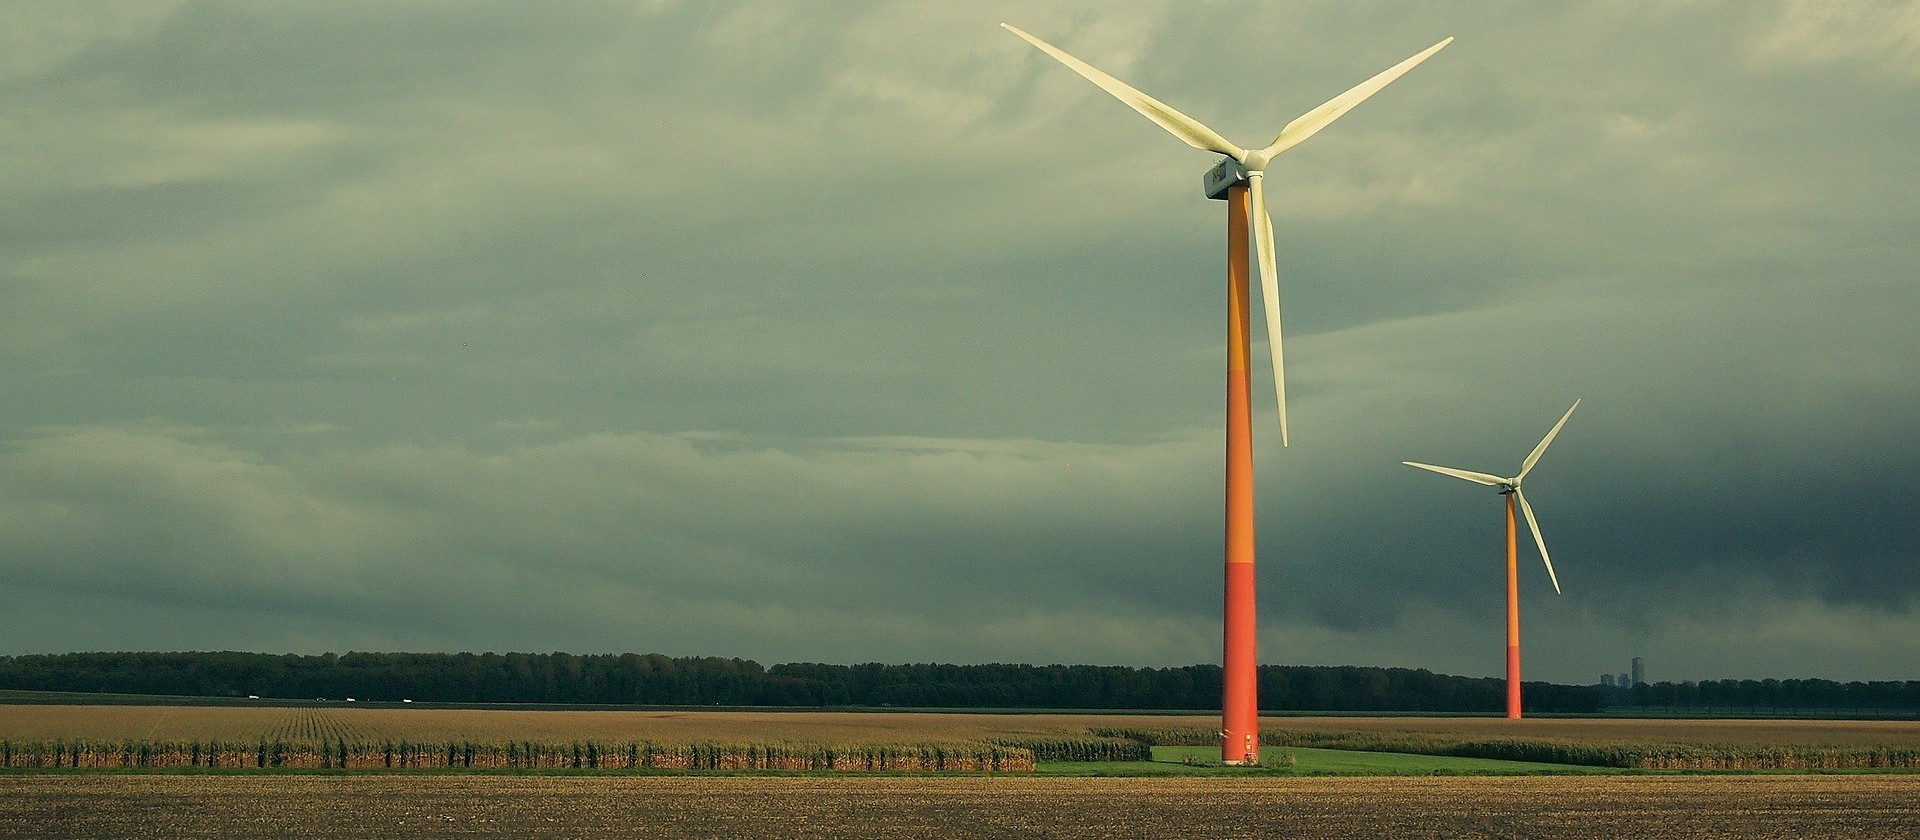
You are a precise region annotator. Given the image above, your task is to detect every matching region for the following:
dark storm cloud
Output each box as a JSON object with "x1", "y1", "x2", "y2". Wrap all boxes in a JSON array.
[{"x1": 1, "y1": 1, "x2": 1916, "y2": 682}]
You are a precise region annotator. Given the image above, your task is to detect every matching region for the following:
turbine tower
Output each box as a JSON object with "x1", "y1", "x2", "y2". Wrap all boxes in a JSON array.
[
  {"x1": 1404, "y1": 400, "x2": 1580, "y2": 720},
  {"x1": 1004, "y1": 23, "x2": 1451, "y2": 763}
]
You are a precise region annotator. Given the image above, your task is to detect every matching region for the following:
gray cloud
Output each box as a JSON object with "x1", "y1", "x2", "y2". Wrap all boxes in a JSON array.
[{"x1": 2, "y1": 1, "x2": 1916, "y2": 683}]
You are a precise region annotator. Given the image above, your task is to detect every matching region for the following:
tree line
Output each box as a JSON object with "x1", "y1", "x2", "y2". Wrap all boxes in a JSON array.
[
  {"x1": 6, "y1": 652, "x2": 1909, "y2": 713},
  {"x1": 1629, "y1": 678, "x2": 1920, "y2": 713},
  {"x1": 0, "y1": 651, "x2": 1619, "y2": 712}
]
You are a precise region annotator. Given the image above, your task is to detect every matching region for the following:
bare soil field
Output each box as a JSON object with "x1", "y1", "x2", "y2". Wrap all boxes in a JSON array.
[{"x1": 3, "y1": 774, "x2": 1916, "y2": 839}]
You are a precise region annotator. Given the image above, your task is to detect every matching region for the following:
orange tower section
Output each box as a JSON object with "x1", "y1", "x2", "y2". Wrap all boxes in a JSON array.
[
  {"x1": 1221, "y1": 184, "x2": 1260, "y2": 764},
  {"x1": 1504, "y1": 492, "x2": 1522, "y2": 719}
]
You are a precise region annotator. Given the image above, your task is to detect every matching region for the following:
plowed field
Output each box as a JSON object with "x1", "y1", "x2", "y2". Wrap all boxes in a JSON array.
[{"x1": 3, "y1": 774, "x2": 1915, "y2": 839}]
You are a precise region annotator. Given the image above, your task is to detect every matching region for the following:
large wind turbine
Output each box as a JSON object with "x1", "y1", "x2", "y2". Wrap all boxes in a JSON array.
[
  {"x1": 1404, "y1": 400, "x2": 1580, "y2": 720},
  {"x1": 1004, "y1": 23, "x2": 1451, "y2": 763}
]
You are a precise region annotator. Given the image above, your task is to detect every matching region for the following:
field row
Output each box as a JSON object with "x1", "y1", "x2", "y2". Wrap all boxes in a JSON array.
[
  {"x1": 263, "y1": 710, "x2": 373, "y2": 743},
  {"x1": 0, "y1": 739, "x2": 1035, "y2": 772},
  {"x1": 7, "y1": 706, "x2": 1920, "y2": 774},
  {"x1": 1095, "y1": 725, "x2": 1920, "y2": 770}
]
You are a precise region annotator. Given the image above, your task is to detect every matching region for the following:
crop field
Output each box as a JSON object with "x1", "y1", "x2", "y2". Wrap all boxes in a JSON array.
[
  {"x1": 1246, "y1": 715, "x2": 1920, "y2": 748},
  {"x1": 1144, "y1": 744, "x2": 1612, "y2": 775},
  {"x1": 0, "y1": 707, "x2": 1046, "y2": 772},
  {"x1": 0, "y1": 705, "x2": 1205, "y2": 743},
  {"x1": 3, "y1": 774, "x2": 1917, "y2": 839},
  {"x1": 9, "y1": 707, "x2": 1920, "y2": 835},
  {"x1": 8, "y1": 706, "x2": 1920, "y2": 772},
  {"x1": 7, "y1": 705, "x2": 1919, "y2": 748},
  {"x1": 1092, "y1": 716, "x2": 1920, "y2": 770}
]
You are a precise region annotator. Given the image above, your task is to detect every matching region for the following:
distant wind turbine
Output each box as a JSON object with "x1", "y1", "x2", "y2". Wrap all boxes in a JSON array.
[
  {"x1": 1005, "y1": 22, "x2": 1452, "y2": 763},
  {"x1": 1404, "y1": 400, "x2": 1580, "y2": 720}
]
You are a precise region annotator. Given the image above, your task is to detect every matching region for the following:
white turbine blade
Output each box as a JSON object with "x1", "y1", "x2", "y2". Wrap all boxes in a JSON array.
[
  {"x1": 1263, "y1": 37, "x2": 1453, "y2": 157},
  {"x1": 1515, "y1": 488, "x2": 1561, "y2": 594},
  {"x1": 1402, "y1": 461, "x2": 1506, "y2": 486},
  {"x1": 1249, "y1": 175, "x2": 1287, "y2": 447},
  {"x1": 1002, "y1": 23, "x2": 1245, "y2": 158},
  {"x1": 1518, "y1": 399, "x2": 1581, "y2": 480}
]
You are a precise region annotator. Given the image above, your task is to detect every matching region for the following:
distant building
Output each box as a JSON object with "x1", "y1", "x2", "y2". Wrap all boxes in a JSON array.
[
  {"x1": 1601, "y1": 674, "x2": 1616, "y2": 688},
  {"x1": 1632, "y1": 657, "x2": 1645, "y2": 687},
  {"x1": 1619, "y1": 673, "x2": 1630, "y2": 689}
]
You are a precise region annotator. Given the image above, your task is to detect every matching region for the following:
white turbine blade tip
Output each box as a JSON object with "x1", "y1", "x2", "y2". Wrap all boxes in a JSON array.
[
  {"x1": 1519, "y1": 399, "x2": 1581, "y2": 478},
  {"x1": 1000, "y1": 22, "x2": 1243, "y2": 158},
  {"x1": 1264, "y1": 35, "x2": 1455, "y2": 156},
  {"x1": 1516, "y1": 490, "x2": 1561, "y2": 594},
  {"x1": 1402, "y1": 461, "x2": 1506, "y2": 486}
]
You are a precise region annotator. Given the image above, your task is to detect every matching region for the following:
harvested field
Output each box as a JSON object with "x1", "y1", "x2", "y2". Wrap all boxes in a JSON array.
[
  {"x1": 1259, "y1": 716, "x2": 1920, "y2": 748},
  {"x1": 3, "y1": 774, "x2": 1916, "y2": 839},
  {"x1": 7, "y1": 706, "x2": 1917, "y2": 749},
  {"x1": 0, "y1": 705, "x2": 1220, "y2": 744},
  {"x1": 0, "y1": 705, "x2": 312, "y2": 742}
]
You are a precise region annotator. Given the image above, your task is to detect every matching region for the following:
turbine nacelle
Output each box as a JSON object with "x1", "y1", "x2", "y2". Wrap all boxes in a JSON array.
[
  {"x1": 1004, "y1": 22, "x2": 1452, "y2": 447},
  {"x1": 1402, "y1": 400, "x2": 1581, "y2": 595},
  {"x1": 1202, "y1": 158, "x2": 1253, "y2": 200}
]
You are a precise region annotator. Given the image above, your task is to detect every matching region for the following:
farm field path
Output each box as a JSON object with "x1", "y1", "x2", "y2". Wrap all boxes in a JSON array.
[{"x1": 3, "y1": 774, "x2": 1916, "y2": 838}]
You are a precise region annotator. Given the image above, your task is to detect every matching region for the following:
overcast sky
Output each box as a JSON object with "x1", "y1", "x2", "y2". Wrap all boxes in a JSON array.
[{"x1": 2, "y1": 1, "x2": 1916, "y2": 685}]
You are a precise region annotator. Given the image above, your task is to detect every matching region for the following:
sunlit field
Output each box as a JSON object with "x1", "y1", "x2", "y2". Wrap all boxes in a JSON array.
[
  {"x1": 0, "y1": 705, "x2": 1205, "y2": 744},
  {"x1": 8, "y1": 706, "x2": 1920, "y2": 835},
  {"x1": 4, "y1": 775, "x2": 1917, "y2": 839},
  {"x1": 7, "y1": 705, "x2": 1920, "y2": 773},
  {"x1": 7, "y1": 705, "x2": 1920, "y2": 749}
]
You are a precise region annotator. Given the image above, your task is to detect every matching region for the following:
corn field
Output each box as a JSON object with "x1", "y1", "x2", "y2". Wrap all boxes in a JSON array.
[
  {"x1": 1088, "y1": 725, "x2": 1920, "y2": 770},
  {"x1": 1260, "y1": 731, "x2": 1920, "y2": 770},
  {"x1": 8, "y1": 706, "x2": 1920, "y2": 773},
  {"x1": 0, "y1": 739, "x2": 1034, "y2": 772},
  {"x1": 988, "y1": 737, "x2": 1153, "y2": 762},
  {"x1": 263, "y1": 709, "x2": 372, "y2": 743}
]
